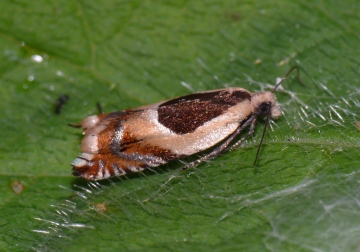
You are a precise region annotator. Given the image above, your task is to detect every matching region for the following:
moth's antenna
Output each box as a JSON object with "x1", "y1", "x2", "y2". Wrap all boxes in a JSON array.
[
  {"x1": 253, "y1": 104, "x2": 271, "y2": 166},
  {"x1": 254, "y1": 66, "x2": 303, "y2": 165},
  {"x1": 272, "y1": 66, "x2": 304, "y2": 92}
]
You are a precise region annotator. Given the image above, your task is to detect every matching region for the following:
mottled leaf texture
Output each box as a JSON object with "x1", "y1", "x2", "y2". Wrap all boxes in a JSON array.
[{"x1": 0, "y1": 1, "x2": 359, "y2": 251}]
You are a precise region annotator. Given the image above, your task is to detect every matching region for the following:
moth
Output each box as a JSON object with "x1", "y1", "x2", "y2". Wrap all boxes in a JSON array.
[{"x1": 72, "y1": 67, "x2": 300, "y2": 180}]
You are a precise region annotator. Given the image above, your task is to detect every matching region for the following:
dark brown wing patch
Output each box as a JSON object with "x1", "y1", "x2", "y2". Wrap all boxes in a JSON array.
[{"x1": 157, "y1": 89, "x2": 251, "y2": 134}]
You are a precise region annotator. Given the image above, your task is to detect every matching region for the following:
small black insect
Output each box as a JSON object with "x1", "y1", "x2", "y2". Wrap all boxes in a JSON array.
[{"x1": 54, "y1": 94, "x2": 69, "y2": 114}]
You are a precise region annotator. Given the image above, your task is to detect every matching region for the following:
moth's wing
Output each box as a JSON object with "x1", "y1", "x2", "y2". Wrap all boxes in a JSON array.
[
  {"x1": 72, "y1": 88, "x2": 253, "y2": 180},
  {"x1": 132, "y1": 88, "x2": 253, "y2": 156},
  {"x1": 79, "y1": 88, "x2": 253, "y2": 155},
  {"x1": 155, "y1": 88, "x2": 252, "y2": 134}
]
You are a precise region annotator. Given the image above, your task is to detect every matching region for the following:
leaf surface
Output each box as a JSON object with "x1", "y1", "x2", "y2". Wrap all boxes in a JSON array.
[{"x1": 0, "y1": 1, "x2": 359, "y2": 251}]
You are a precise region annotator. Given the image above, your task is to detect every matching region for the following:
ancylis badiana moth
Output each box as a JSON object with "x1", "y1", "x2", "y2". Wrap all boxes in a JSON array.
[{"x1": 72, "y1": 67, "x2": 300, "y2": 180}]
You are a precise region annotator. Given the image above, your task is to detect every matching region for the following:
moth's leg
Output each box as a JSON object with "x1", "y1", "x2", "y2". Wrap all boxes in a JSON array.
[
  {"x1": 115, "y1": 152, "x2": 167, "y2": 167},
  {"x1": 183, "y1": 117, "x2": 257, "y2": 170},
  {"x1": 227, "y1": 117, "x2": 257, "y2": 152}
]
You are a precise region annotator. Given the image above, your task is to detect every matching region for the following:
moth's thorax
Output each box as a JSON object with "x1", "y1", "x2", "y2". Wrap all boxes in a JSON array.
[{"x1": 251, "y1": 92, "x2": 281, "y2": 118}]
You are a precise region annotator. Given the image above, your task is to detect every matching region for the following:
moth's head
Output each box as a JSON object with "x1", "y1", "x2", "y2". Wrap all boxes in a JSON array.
[{"x1": 251, "y1": 92, "x2": 281, "y2": 118}]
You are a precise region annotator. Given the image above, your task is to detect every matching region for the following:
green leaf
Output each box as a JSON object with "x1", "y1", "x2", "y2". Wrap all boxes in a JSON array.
[{"x1": 1, "y1": 0, "x2": 359, "y2": 251}]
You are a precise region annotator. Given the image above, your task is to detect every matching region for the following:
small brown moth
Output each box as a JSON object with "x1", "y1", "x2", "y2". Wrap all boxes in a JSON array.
[{"x1": 72, "y1": 67, "x2": 300, "y2": 180}]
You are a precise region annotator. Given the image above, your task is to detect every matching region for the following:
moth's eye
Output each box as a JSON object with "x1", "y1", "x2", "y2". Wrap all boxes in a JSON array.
[{"x1": 259, "y1": 103, "x2": 270, "y2": 115}]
